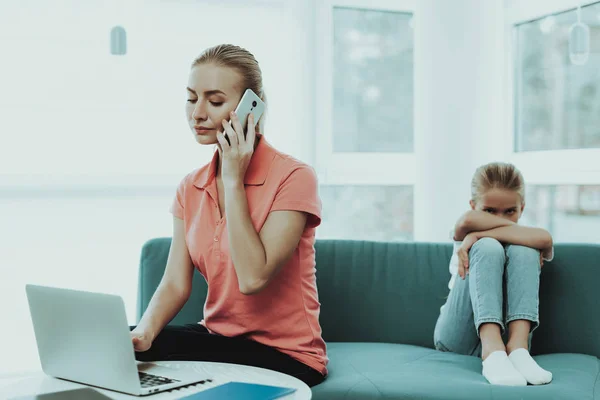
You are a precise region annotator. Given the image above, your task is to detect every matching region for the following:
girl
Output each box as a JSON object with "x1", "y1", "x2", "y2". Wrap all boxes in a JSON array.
[
  {"x1": 433, "y1": 162, "x2": 553, "y2": 386},
  {"x1": 130, "y1": 44, "x2": 327, "y2": 387}
]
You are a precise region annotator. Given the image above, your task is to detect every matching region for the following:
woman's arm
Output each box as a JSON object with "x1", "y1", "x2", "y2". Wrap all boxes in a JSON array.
[
  {"x1": 134, "y1": 217, "x2": 195, "y2": 341},
  {"x1": 453, "y1": 210, "x2": 515, "y2": 241},
  {"x1": 470, "y1": 225, "x2": 553, "y2": 252},
  {"x1": 224, "y1": 180, "x2": 307, "y2": 295},
  {"x1": 217, "y1": 112, "x2": 313, "y2": 295}
]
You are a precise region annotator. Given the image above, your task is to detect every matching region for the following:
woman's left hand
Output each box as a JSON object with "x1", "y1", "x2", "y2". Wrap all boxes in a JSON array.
[{"x1": 216, "y1": 111, "x2": 256, "y2": 186}]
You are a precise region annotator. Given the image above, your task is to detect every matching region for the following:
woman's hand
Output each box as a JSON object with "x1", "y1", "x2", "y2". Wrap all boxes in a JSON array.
[
  {"x1": 457, "y1": 232, "x2": 479, "y2": 279},
  {"x1": 130, "y1": 329, "x2": 153, "y2": 352},
  {"x1": 216, "y1": 111, "x2": 256, "y2": 186}
]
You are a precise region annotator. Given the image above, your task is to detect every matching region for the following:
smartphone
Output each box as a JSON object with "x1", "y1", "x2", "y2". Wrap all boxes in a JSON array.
[{"x1": 224, "y1": 88, "x2": 265, "y2": 144}]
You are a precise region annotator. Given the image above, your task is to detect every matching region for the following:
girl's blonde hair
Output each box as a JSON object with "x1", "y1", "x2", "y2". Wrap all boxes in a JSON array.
[
  {"x1": 192, "y1": 44, "x2": 267, "y2": 131},
  {"x1": 471, "y1": 162, "x2": 525, "y2": 202}
]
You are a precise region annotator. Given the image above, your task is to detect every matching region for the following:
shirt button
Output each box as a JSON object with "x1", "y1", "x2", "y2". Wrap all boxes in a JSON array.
[{"x1": 214, "y1": 237, "x2": 219, "y2": 242}]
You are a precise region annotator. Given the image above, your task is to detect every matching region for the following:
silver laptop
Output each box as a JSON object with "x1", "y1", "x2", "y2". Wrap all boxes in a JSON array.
[{"x1": 25, "y1": 284, "x2": 211, "y2": 396}]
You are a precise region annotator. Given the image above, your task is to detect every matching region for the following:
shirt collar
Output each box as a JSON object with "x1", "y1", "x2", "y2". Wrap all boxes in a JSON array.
[{"x1": 192, "y1": 134, "x2": 276, "y2": 189}]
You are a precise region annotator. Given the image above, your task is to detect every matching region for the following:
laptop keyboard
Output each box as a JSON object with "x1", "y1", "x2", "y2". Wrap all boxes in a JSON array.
[{"x1": 139, "y1": 371, "x2": 180, "y2": 388}]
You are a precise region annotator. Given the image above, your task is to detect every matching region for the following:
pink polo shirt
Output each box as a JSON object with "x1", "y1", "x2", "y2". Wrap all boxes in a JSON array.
[{"x1": 170, "y1": 135, "x2": 328, "y2": 375}]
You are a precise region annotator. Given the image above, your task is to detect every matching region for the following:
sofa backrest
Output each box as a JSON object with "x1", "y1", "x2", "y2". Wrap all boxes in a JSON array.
[
  {"x1": 138, "y1": 238, "x2": 600, "y2": 358},
  {"x1": 314, "y1": 240, "x2": 453, "y2": 349},
  {"x1": 137, "y1": 238, "x2": 207, "y2": 326}
]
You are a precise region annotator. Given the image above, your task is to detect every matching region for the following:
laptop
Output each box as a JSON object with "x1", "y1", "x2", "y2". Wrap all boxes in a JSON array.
[{"x1": 25, "y1": 284, "x2": 211, "y2": 396}]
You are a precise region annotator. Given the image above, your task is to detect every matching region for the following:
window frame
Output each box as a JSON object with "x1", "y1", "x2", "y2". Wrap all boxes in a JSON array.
[{"x1": 314, "y1": 0, "x2": 416, "y2": 186}]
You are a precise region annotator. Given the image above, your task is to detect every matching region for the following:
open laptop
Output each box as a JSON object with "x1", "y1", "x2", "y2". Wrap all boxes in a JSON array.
[{"x1": 25, "y1": 284, "x2": 211, "y2": 396}]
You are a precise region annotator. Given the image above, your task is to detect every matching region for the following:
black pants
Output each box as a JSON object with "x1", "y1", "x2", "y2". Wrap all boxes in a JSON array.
[{"x1": 130, "y1": 324, "x2": 325, "y2": 387}]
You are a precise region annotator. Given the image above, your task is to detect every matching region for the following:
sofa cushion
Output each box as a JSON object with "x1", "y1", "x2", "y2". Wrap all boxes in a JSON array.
[{"x1": 312, "y1": 343, "x2": 600, "y2": 400}]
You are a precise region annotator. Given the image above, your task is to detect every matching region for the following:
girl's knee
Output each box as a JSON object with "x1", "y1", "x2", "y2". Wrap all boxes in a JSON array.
[
  {"x1": 506, "y1": 244, "x2": 539, "y2": 263},
  {"x1": 470, "y1": 237, "x2": 505, "y2": 262}
]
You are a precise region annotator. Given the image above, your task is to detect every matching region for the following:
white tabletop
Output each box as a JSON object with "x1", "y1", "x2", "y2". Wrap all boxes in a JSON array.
[{"x1": 0, "y1": 361, "x2": 312, "y2": 399}]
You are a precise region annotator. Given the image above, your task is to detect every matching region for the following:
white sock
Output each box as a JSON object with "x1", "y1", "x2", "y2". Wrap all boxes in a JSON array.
[
  {"x1": 508, "y1": 348, "x2": 553, "y2": 385},
  {"x1": 482, "y1": 351, "x2": 527, "y2": 386}
]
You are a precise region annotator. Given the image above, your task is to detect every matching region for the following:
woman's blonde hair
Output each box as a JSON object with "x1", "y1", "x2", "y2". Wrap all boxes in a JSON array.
[
  {"x1": 192, "y1": 44, "x2": 266, "y2": 131},
  {"x1": 471, "y1": 162, "x2": 525, "y2": 202}
]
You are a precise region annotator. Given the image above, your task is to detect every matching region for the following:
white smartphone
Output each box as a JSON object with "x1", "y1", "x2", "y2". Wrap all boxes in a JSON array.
[{"x1": 225, "y1": 88, "x2": 265, "y2": 143}]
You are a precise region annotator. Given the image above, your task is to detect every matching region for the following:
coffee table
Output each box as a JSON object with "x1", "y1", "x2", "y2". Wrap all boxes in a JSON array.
[{"x1": 0, "y1": 361, "x2": 312, "y2": 399}]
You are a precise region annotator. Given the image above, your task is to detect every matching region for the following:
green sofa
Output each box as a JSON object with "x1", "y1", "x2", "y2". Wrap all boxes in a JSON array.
[{"x1": 137, "y1": 239, "x2": 600, "y2": 399}]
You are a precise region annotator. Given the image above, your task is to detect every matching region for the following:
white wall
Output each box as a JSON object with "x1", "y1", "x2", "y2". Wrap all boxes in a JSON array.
[
  {"x1": 414, "y1": 0, "x2": 507, "y2": 241},
  {"x1": 0, "y1": 0, "x2": 315, "y2": 186}
]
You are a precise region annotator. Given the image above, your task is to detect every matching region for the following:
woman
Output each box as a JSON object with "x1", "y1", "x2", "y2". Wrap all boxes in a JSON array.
[{"x1": 130, "y1": 44, "x2": 327, "y2": 387}]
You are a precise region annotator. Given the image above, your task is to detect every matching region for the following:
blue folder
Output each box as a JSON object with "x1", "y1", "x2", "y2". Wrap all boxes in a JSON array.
[{"x1": 179, "y1": 381, "x2": 297, "y2": 399}]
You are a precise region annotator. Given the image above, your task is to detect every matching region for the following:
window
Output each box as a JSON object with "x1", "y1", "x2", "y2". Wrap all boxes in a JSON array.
[
  {"x1": 507, "y1": 0, "x2": 600, "y2": 243},
  {"x1": 520, "y1": 185, "x2": 600, "y2": 242},
  {"x1": 332, "y1": 7, "x2": 413, "y2": 153},
  {"x1": 514, "y1": 1, "x2": 600, "y2": 152},
  {"x1": 319, "y1": 185, "x2": 413, "y2": 241},
  {"x1": 315, "y1": 0, "x2": 415, "y2": 241}
]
